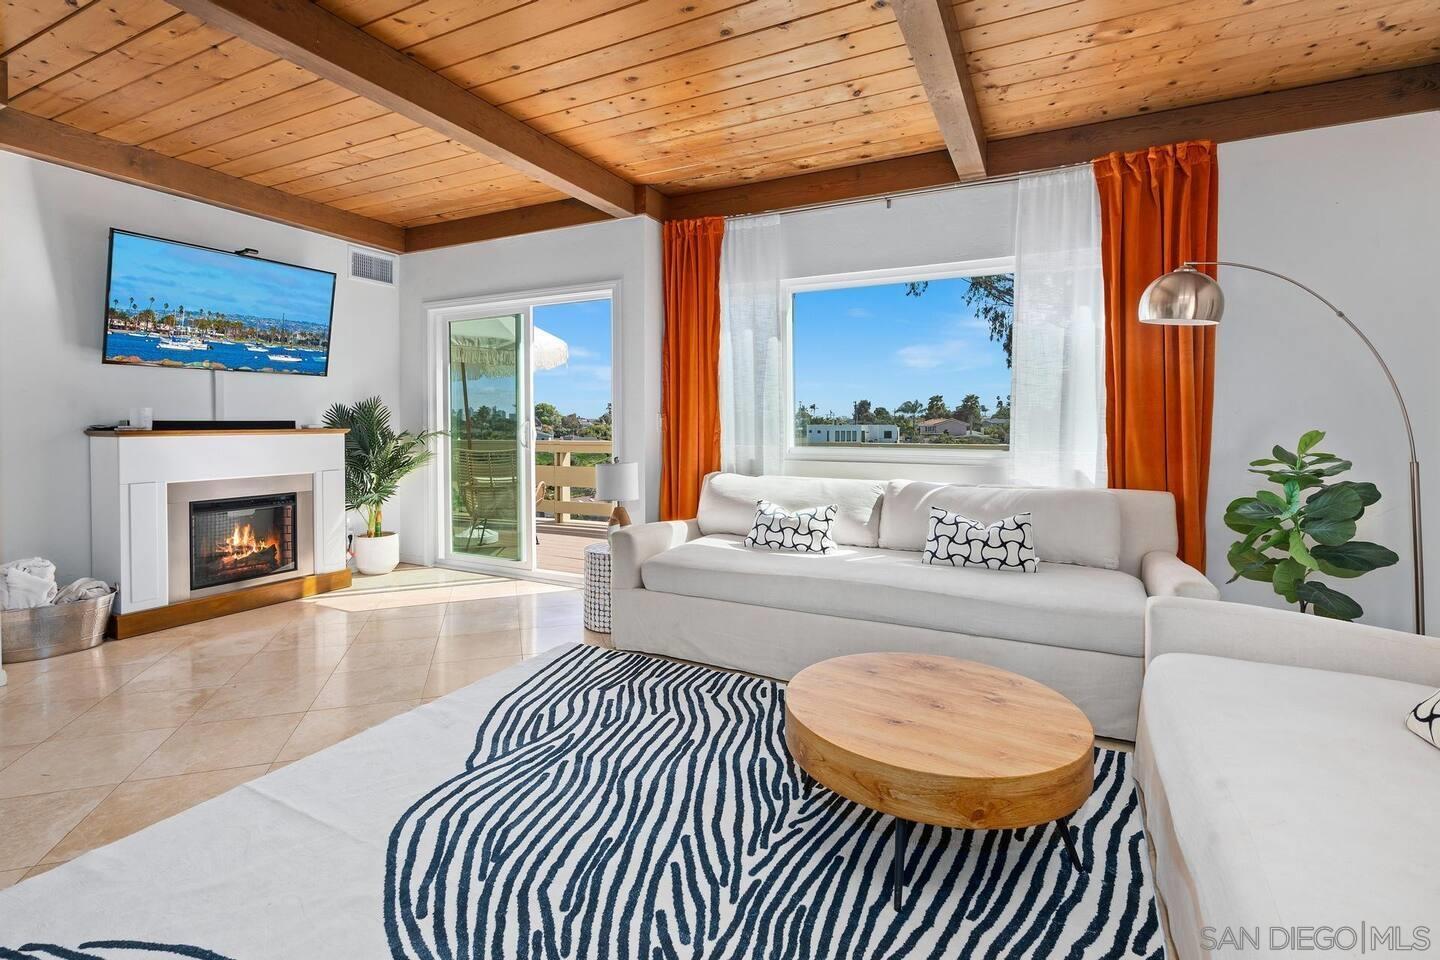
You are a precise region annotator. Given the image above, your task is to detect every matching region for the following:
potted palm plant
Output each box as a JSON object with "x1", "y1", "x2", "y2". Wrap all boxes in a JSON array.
[{"x1": 323, "y1": 396, "x2": 443, "y2": 576}]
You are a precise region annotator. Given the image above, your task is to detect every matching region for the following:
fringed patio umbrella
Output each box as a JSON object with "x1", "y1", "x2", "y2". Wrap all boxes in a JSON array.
[{"x1": 449, "y1": 326, "x2": 569, "y2": 442}]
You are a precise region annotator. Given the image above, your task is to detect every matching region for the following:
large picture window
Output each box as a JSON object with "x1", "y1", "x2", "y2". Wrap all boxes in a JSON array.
[{"x1": 789, "y1": 262, "x2": 1014, "y2": 457}]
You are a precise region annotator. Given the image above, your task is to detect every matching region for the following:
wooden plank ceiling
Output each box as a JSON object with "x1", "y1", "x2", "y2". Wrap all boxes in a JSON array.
[{"x1": 2, "y1": 0, "x2": 1438, "y2": 249}]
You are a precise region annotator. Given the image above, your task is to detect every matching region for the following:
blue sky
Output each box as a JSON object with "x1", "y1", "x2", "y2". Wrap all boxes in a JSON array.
[
  {"x1": 793, "y1": 277, "x2": 1012, "y2": 419},
  {"x1": 108, "y1": 232, "x2": 335, "y2": 329},
  {"x1": 533, "y1": 298, "x2": 612, "y2": 419}
]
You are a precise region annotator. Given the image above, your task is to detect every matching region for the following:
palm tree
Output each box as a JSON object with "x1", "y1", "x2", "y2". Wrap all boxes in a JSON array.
[{"x1": 323, "y1": 397, "x2": 444, "y2": 539}]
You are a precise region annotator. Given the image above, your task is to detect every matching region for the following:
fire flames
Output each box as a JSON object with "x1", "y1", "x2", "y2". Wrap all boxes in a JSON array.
[{"x1": 220, "y1": 522, "x2": 280, "y2": 566}]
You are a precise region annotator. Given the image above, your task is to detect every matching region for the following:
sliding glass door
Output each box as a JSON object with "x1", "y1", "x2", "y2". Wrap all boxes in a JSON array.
[
  {"x1": 447, "y1": 313, "x2": 527, "y2": 566},
  {"x1": 431, "y1": 287, "x2": 614, "y2": 580}
]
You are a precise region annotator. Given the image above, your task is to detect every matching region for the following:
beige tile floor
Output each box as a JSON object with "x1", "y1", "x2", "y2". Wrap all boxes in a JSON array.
[{"x1": 0, "y1": 565, "x2": 606, "y2": 891}]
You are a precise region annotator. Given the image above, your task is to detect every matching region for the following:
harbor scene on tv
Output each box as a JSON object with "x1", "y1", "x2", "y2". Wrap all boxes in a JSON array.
[{"x1": 104, "y1": 230, "x2": 336, "y2": 376}]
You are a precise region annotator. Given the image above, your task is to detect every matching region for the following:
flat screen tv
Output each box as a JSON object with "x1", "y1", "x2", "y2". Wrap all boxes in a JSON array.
[{"x1": 103, "y1": 229, "x2": 336, "y2": 377}]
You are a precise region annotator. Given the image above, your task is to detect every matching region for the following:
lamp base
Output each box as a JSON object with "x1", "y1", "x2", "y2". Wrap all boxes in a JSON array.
[{"x1": 607, "y1": 504, "x2": 632, "y2": 530}]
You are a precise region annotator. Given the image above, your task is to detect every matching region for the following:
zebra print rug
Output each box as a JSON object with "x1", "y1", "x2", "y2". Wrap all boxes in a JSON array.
[{"x1": 385, "y1": 645, "x2": 1164, "y2": 959}]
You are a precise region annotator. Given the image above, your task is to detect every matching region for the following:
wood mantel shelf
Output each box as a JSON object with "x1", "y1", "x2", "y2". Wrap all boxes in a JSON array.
[{"x1": 86, "y1": 428, "x2": 348, "y2": 437}]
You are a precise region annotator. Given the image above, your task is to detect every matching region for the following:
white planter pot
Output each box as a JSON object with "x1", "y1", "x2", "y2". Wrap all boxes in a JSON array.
[{"x1": 352, "y1": 532, "x2": 400, "y2": 576}]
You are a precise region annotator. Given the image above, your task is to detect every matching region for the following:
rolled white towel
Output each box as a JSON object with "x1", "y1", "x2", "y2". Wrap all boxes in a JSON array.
[
  {"x1": 55, "y1": 578, "x2": 113, "y2": 604},
  {"x1": 0, "y1": 557, "x2": 56, "y2": 583},
  {"x1": 0, "y1": 567, "x2": 59, "y2": 609}
]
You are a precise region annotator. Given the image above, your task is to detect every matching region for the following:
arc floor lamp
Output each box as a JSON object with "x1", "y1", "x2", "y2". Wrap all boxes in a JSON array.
[{"x1": 1139, "y1": 262, "x2": 1425, "y2": 634}]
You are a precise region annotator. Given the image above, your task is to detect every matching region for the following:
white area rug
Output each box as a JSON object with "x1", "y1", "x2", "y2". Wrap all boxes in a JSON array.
[{"x1": 0, "y1": 646, "x2": 1163, "y2": 959}]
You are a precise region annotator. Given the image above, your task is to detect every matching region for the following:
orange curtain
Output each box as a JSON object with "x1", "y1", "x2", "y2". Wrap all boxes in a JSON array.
[
  {"x1": 660, "y1": 217, "x2": 726, "y2": 520},
  {"x1": 1093, "y1": 141, "x2": 1218, "y2": 571}
]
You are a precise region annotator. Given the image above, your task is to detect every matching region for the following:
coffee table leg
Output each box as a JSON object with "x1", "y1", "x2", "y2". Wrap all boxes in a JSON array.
[
  {"x1": 1056, "y1": 816, "x2": 1084, "y2": 872},
  {"x1": 892, "y1": 817, "x2": 912, "y2": 910}
]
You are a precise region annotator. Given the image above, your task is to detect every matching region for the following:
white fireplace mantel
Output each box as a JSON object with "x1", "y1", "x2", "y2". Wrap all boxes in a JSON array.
[{"x1": 88, "y1": 429, "x2": 349, "y2": 614}]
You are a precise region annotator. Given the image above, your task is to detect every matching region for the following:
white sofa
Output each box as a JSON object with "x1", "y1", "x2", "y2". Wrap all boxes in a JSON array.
[
  {"x1": 610, "y1": 472, "x2": 1216, "y2": 739},
  {"x1": 1139, "y1": 597, "x2": 1440, "y2": 958}
]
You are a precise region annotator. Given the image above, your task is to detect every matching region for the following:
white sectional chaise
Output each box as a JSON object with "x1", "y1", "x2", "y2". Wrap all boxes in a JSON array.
[
  {"x1": 1139, "y1": 597, "x2": 1440, "y2": 958},
  {"x1": 610, "y1": 472, "x2": 1217, "y2": 739}
]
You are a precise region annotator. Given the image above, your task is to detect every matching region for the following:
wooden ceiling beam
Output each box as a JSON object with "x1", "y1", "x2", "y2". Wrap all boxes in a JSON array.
[
  {"x1": 891, "y1": 0, "x2": 986, "y2": 180},
  {"x1": 664, "y1": 64, "x2": 1440, "y2": 220},
  {"x1": 165, "y1": 0, "x2": 638, "y2": 218},
  {"x1": 404, "y1": 200, "x2": 612, "y2": 253},
  {"x1": 0, "y1": 110, "x2": 405, "y2": 251}
]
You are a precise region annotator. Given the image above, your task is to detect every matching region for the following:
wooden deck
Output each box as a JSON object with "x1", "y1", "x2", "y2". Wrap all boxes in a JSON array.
[{"x1": 536, "y1": 519, "x2": 608, "y2": 575}]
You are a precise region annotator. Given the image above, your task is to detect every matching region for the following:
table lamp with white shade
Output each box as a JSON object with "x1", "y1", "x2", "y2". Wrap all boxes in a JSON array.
[{"x1": 595, "y1": 459, "x2": 639, "y2": 531}]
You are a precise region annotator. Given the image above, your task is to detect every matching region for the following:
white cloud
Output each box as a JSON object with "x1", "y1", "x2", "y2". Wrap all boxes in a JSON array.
[{"x1": 894, "y1": 340, "x2": 996, "y2": 371}]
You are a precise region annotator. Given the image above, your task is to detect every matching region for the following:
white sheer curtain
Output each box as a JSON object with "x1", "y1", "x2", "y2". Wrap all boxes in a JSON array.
[
  {"x1": 1009, "y1": 166, "x2": 1107, "y2": 488},
  {"x1": 719, "y1": 213, "x2": 786, "y2": 476}
]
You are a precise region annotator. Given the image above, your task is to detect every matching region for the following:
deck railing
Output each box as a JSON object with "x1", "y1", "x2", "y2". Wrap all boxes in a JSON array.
[
  {"x1": 535, "y1": 439, "x2": 612, "y2": 522},
  {"x1": 451, "y1": 438, "x2": 613, "y2": 524}
]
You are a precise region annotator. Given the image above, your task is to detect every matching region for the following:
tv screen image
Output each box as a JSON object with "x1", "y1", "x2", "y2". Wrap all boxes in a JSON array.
[{"x1": 103, "y1": 229, "x2": 336, "y2": 377}]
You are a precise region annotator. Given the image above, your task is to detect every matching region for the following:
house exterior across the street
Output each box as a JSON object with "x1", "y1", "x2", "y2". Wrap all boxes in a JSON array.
[
  {"x1": 806, "y1": 423, "x2": 899, "y2": 444},
  {"x1": 917, "y1": 417, "x2": 970, "y2": 437}
]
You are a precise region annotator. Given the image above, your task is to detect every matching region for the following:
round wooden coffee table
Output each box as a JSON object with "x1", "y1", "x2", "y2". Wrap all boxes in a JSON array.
[{"x1": 784, "y1": 653, "x2": 1095, "y2": 909}]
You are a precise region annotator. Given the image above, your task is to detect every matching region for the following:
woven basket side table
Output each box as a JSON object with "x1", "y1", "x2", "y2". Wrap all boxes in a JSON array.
[{"x1": 583, "y1": 541, "x2": 612, "y2": 634}]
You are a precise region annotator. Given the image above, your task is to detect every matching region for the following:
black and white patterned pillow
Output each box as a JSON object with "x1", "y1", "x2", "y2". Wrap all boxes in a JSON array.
[
  {"x1": 744, "y1": 500, "x2": 838, "y2": 554},
  {"x1": 1409, "y1": 689, "x2": 1440, "y2": 750},
  {"x1": 923, "y1": 507, "x2": 1038, "y2": 572}
]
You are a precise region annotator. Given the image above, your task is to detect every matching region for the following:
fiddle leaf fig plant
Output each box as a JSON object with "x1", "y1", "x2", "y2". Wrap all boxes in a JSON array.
[{"x1": 1225, "y1": 430, "x2": 1398, "y2": 621}]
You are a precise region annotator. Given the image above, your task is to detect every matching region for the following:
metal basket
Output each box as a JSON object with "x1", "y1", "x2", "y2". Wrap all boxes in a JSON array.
[{"x1": 2, "y1": 590, "x2": 115, "y2": 664}]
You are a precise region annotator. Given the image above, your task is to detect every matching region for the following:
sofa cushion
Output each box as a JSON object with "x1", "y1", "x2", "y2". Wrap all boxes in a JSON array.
[
  {"x1": 1141, "y1": 654, "x2": 1440, "y2": 935},
  {"x1": 881, "y1": 481, "x2": 1123, "y2": 570},
  {"x1": 641, "y1": 534, "x2": 1145, "y2": 656},
  {"x1": 698, "y1": 473, "x2": 885, "y2": 547}
]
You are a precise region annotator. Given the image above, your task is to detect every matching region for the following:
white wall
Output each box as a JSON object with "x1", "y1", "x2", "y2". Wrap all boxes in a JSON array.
[
  {"x1": 778, "y1": 178, "x2": 1019, "y2": 484},
  {"x1": 1211, "y1": 113, "x2": 1440, "y2": 633},
  {"x1": 5, "y1": 111, "x2": 1435, "y2": 633},
  {"x1": 764, "y1": 118, "x2": 1440, "y2": 635},
  {"x1": 0, "y1": 153, "x2": 401, "y2": 582},
  {"x1": 395, "y1": 215, "x2": 663, "y2": 561}
]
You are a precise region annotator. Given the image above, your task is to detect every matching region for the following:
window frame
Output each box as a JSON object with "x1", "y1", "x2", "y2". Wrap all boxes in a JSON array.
[{"x1": 782, "y1": 257, "x2": 1016, "y2": 466}]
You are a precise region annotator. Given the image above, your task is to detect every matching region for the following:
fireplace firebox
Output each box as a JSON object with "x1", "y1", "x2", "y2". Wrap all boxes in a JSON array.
[{"x1": 190, "y1": 493, "x2": 298, "y2": 591}]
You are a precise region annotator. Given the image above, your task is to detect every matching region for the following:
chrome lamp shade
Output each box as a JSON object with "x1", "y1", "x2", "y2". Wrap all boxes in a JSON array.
[{"x1": 1138, "y1": 266, "x2": 1225, "y2": 326}]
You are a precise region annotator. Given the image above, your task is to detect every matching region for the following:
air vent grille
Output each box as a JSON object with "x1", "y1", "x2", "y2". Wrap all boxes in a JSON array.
[{"x1": 350, "y1": 247, "x2": 396, "y2": 285}]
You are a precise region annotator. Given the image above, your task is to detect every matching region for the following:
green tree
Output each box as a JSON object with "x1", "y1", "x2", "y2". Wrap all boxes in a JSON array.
[
  {"x1": 966, "y1": 274, "x2": 1014, "y2": 367},
  {"x1": 852, "y1": 399, "x2": 874, "y2": 423},
  {"x1": 925, "y1": 395, "x2": 948, "y2": 419},
  {"x1": 533, "y1": 402, "x2": 560, "y2": 431},
  {"x1": 955, "y1": 394, "x2": 985, "y2": 427},
  {"x1": 873, "y1": 406, "x2": 892, "y2": 423}
]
